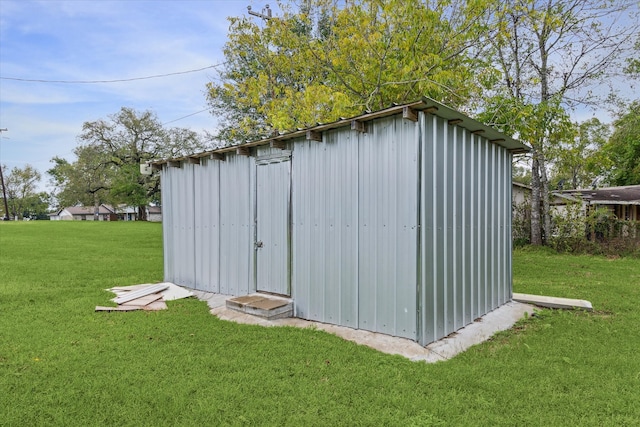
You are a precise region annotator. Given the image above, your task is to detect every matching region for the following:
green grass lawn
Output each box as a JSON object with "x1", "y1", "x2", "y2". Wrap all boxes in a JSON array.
[{"x1": 1, "y1": 222, "x2": 639, "y2": 426}]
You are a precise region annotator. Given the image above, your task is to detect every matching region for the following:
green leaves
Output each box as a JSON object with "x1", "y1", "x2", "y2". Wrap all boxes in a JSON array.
[
  {"x1": 1, "y1": 164, "x2": 42, "y2": 219},
  {"x1": 207, "y1": 0, "x2": 491, "y2": 143},
  {"x1": 605, "y1": 101, "x2": 640, "y2": 185},
  {"x1": 49, "y1": 107, "x2": 209, "y2": 216}
]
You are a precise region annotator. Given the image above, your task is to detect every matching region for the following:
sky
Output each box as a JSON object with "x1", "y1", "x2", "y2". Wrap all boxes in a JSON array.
[
  {"x1": 0, "y1": 0, "x2": 272, "y2": 192},
  {"x1": 0, "y1": 0, "x2": 638, "y2": 195}
]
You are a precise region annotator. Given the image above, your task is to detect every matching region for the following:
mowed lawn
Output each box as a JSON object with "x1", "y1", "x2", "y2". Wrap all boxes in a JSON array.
[{"x1": 1, "y1": 222, "x2": 639, "y2": 426}]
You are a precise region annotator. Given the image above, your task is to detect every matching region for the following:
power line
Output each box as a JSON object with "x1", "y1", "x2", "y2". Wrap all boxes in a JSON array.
[
  {"x1": 0, "y1": 63, "x2": 226, "y2": 84},
  {"x1": 163, "y1": 108, "x2": 211, "y2": 125}
]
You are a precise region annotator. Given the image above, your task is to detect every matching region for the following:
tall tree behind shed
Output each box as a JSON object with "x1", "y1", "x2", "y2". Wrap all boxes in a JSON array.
[
  {"x1": 78, "y1": 107, "x2": 208, "y2": 220},
  {"x1": 482, "y1": 0, "x2": 637, "y2": 245},
  {"x1": 207, "y1": 0, "x2": 494, "y2": 144}
]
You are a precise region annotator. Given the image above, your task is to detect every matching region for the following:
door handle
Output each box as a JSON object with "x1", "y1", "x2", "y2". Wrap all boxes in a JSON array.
[{"x1": 255, "y1": 241, "x2": 264, "y2": 249}]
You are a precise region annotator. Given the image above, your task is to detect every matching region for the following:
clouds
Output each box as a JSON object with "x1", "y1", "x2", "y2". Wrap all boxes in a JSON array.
[{"x1": 0, "y1": 0, "x2": 253, "y2": 189}]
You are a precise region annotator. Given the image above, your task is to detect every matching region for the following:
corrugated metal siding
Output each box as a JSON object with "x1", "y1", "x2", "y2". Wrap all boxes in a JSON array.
[
  {"x1": 292, "y1": 129, "x2": 359, "y2": 328},
  {"x1": 161, "y1": 154, "x2": 254, "y2": 296},
  {"x1": 194, "y1": 158, "x2": 220, "y2": 292},
  {"x1": 161, "y1": 163, "x2": 196, "y2": 288},
  {"x1": 291, "y1": 117, "x2": 418, "y2": 339},
  {"x1": 219, "y1": 154, "x2": 254, "y2": 296},
  {"x1": 419, "y1": 113, "x2": 513, "y2": 345},
  {"x1": 161, "y1": 167, "x2": 172, "y2": 282},
  {"x1": 357, "y1": 115, "x2": 419, "y2": 339},
  {"x1": 161, "y1": 107, "x2": 514, "y2": 345}
]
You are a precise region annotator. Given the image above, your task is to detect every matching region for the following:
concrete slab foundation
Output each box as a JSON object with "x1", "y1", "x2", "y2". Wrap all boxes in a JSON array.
[{"x1": 188, "y1": 289, "x2": 537, "y2": 363}]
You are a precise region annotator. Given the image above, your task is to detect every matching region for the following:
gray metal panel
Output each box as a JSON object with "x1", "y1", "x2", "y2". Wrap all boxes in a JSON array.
[
  {"x1": 219, "y1": 154, "x2": 254, "y2": 296},
  {"x1": 452, "y1": 125, "x2": 465, "y2": 330},
  {"x1": 479, "y1": 135, "x2": 489, "y2": 315},
  {"x1": 256, "y1": 157, "x2": 290, "y2": 295},
  {"x1": 357, "y1": 115, "x2": 419, "y2": 340},
  {"x1": 419, "y1": 113, "x2": 513, "y2": 345},
  {"x1": 161, "y1": 165, "x2": 173, "y2": 283},
  {"x1": 461, "y1": 129, "x2": 472, "y2": 326},
  {"x1": 194, "y1": 158, "x2": 220, "y2": 292},
  {"x1": 291, "y1": 129, "x2": 359, "y2": 328},
  {"x1": 161, "y1": 162, "x2": 196, "y2": 288}
]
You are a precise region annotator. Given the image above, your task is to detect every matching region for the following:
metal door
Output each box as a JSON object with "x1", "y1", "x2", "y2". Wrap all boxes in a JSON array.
[{"x1": 255, "y1": 156, "x2": 291, "y2": 295}]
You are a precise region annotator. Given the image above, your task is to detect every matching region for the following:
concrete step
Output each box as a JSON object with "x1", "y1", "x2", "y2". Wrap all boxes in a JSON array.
[
  {"x1": 512, "y1": 293, "x2": 593, "y2": 311},
  {"x1": 226, "y1": 294, "x2": 293, "y2": 320}
]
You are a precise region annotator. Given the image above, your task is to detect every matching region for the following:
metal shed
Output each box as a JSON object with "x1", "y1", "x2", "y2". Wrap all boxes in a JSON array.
[{"x1": 156, "y1": 98, "x2": 529, "y2": 346}]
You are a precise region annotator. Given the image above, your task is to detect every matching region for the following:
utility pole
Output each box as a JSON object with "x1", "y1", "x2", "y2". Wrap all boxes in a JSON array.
[
  {"x1": 0, "y1": 128, "x2": 9, "y2": 220},
  {"x1": 247, "y1": 4, "x2": 272, "y2": 20}
]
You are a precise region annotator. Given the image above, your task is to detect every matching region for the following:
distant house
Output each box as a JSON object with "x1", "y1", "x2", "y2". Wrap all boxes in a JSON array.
[
  {"x1": 113, "y1": 205, "x2": 162, "y2": 222},
  {"x1": 512, "y1": 182, "x2": 530, "y2": 206},
  {"x1": 148, "y1": 206, "x2": 162, "y2": 222},
  {"x1": 512, "y1": 182, "x2": 579, "y2": 215},
  {"x1": 49, "y1": 204, "x2": 116, "y2": 221},
  {"x1": 114, "y1": 205, "x2": 138, "y2": 221},
  {"x1": 560, "y1": 185, "x2": 640, "y2": 222},
  {"x1": 511, "y1": 182, "x2": 580, "y2": 242},
  {"x1": 512, "y1": 184, "x2": 640, "y2": 241},
  {"x1": 49, "y1": 204, "x2": 162, "y2": 222}
]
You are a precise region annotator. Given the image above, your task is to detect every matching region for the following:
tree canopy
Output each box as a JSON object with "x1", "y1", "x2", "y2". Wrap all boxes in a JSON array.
[
  {"x1": 605, "y1": 101, "x2": 640, "y2": 186},
  {"x1": 551, "y1": 118, "x2": 611, "y2": 190},
  {"x1": 1, "y1": 164, "x2": 46, "y2": 220},
  {"x1": 207, "y1": 0, "x2": 495, "y2": 143},
  {"x1": 50, "y1": 107, "x2": 208, "y2": 219},
  {"x1": 480, "y1": 0, "x2": 636, "y2": 244}
]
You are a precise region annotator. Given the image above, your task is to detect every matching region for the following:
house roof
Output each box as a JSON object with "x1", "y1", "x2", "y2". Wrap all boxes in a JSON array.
[
  {"x1": 512, "y1": 182, "x2": 579, "y2": 204},
  {"x1": 58, "y1": 204, "x2": 116, "y2": 215},
  {"x1": 566, "y1": 185, "x2": 640, "y2": 205},
  {"x1": 152, "y1": 97, "x2": 529, "y2": 167}
]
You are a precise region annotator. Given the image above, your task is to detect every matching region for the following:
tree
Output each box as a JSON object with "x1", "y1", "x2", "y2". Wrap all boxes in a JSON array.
[
  {"x1": 77, "y1": 107, "x2": 207, "y2": 220},
  {"x1": 1, "y1": 164, "x2": 41, "y2": 220},
  {"x1": 605, "y1": 101, "x2": 640, "y2": 186},
  {"x1": 624, "y1": 37, "x2": 640, "y2": 76},
  {"x1": 483, "y1": 0, "x2": 636, "y2": 244},
  {"x1": 552, "y1": 118, "x2": 611, "y2": 189},
  {"x1": 207, "y1": 0, "x2": 495, "y2": 143},
  {"x1": 48, "y1": 145, "x2": 114, "y2": 214},
  {"x1": 21, "y1": 192, "x2": 52, "y2": 219}
]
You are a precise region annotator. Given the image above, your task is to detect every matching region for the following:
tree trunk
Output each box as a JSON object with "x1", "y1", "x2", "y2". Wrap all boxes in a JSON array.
[
  {"x1": 538, "y1": 154, "x2": 552, "y2": 243},
  {"x1": 138, "y1": 205, "x2": 147, "y2": 221},
  {"x1": 94, "y1": 193, "x2": 100, "y2": 221},
  {"x1": 530, "y1": 152, "x2": 542, "y2": 245}
]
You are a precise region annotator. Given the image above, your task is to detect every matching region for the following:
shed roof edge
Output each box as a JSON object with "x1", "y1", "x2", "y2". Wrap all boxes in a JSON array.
[{"x1": 153, "y1": 97, "x2": 530, "y2": 166}]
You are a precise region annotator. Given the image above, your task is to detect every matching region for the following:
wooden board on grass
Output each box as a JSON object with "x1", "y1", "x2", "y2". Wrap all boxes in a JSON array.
[{"x1": 95, "y1": 306, "x2": 141, "y2": 312}]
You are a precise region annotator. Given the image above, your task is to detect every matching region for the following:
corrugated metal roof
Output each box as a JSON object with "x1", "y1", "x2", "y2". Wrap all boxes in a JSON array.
[{"x1": 153, "y1": 97, "x2": 529, "y2": 166}]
